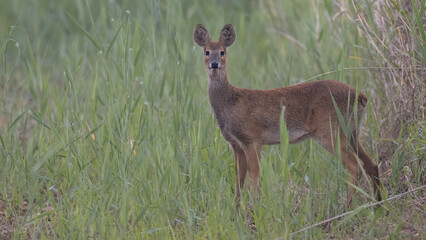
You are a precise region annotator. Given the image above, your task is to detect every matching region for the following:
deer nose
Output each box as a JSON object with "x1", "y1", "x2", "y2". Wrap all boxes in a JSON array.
[{"x1": 210, "y1": 62, "x2": 219, "y2": 69}]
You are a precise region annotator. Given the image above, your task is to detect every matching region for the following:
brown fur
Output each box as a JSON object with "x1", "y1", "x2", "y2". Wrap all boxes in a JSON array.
[{"x1": 193, "y1": 24, "x2": 382, "y2": 205}]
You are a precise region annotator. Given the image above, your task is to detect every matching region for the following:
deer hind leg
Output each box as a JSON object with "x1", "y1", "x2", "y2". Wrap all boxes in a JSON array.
[
  {"x1": 350, "y1": 140, "x2": 382, "y2": 202},
  {"x1": 343, "y1": 149, "x2": 361, "y2": 206},
  {"x1": 316, "y1": 132, "x2": 360, "y2": 206},
  {"x1": 230, "y1": 143, "x2": 248, "y2": 203},
  {"x1": 241, "y1": 142, "x2": 263, "y2": 199}
]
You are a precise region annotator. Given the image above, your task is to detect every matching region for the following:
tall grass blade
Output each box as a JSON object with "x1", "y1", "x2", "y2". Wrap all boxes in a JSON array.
[
  {"x1": 105, "y1": 23, "x2": 123, "y2": 58},
  {"x1": 67, "y1": 12, "x2": 100, "y2": 50}
]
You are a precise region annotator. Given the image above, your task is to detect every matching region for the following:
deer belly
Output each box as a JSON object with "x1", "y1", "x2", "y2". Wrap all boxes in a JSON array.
[
  {"x1": 288, "y1": 129, "x2": 310, "y2": 143},
  {"x1": 263, "y1": 128, "x2": 310, "y2": 145}
]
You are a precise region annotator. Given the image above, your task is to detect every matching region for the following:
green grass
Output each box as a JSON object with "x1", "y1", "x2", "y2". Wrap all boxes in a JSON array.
[{"x1": 0, "y1": 0, "x2": 424, "y2": 239}]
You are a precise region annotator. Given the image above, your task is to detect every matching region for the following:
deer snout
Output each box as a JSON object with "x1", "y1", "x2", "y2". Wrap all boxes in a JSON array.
[
  {"x1": 207, "y1": 52, "x2": 221, "y2": 69},
  {"x1": 210, "y1": 61, "x2": 220, "y2": 69}
]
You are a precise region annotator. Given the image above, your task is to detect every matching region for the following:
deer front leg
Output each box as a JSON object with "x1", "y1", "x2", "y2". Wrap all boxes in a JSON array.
[
  {"x1": 230, "y1": 143, "x2": 247, "y2": 204},
  {"x1": 242, "y1": 142, "x2": 263, "y2": 199}
]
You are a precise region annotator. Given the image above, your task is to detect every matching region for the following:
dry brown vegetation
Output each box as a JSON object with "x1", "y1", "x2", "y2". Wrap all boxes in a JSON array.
[{"x1": 362, "y1": 0, "x2": 425, "y2": 163}]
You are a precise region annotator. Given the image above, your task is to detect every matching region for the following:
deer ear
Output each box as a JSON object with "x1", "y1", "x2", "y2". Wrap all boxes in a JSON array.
[
  {"x1": 219, "y1": 24, "x2": 236, "y2": 47},
  {"x1": 193, "y1": 24, "x2": 211, "y2": 47}
]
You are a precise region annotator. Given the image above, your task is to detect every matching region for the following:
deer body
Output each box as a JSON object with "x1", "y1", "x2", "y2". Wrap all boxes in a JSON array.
[
  {"x1": 209, "y1": 77, "x2": 365, "y2": 146},
  {"x1": 194, "y1": 24, "x2": 382, "y2": 205}
]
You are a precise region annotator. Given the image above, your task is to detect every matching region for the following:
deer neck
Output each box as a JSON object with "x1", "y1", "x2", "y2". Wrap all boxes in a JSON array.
[{"x1": 207, "y1": 69, "x2": 234, "y2": 112}]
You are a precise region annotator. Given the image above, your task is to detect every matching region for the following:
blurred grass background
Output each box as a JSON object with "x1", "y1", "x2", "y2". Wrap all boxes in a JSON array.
[{"x1": 0, "y1": 0, "x2": 424, "y2": 239}]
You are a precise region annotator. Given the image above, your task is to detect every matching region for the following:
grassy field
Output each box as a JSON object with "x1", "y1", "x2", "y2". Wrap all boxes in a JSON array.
[{"x1": 0, "y1": 0, "x2": 424, "y2": 239}]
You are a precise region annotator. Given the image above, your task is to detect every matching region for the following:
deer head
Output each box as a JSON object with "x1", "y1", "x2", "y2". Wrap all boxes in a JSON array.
[{"x1": 193, "y1": 24, "x2": 236, "y2": 76}]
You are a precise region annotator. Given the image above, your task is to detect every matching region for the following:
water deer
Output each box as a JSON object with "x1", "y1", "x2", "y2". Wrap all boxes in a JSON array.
[{"x1": 193, "y1": 24, "x2": 382, "y2": 205}]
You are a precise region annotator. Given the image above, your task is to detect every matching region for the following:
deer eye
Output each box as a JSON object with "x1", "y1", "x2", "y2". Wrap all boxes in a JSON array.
[
  {"x1": 205, "y1": 51, "x2": 210, "y2": 56},
  {"x1": 220, "y1": 51, "x2": 225, "y2": 56}
]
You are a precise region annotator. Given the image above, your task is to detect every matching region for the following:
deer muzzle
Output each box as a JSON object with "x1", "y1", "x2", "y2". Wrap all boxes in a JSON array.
[{"x1": 210, "y1": 61, "x2": 219, "y2": 69}]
